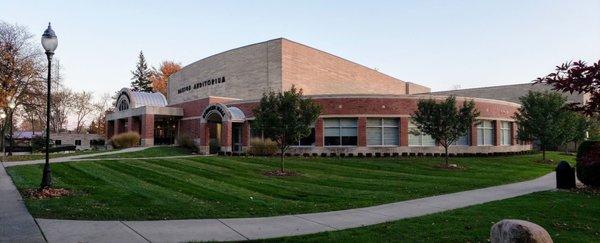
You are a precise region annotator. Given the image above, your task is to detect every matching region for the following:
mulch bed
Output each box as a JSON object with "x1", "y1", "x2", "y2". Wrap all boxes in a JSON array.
[
  {"x1": 262, "y1": 170, "x2": 301, "y2": 177},
  {"x1": 24, "y1": 188, "x2": 73, "y2": 199},
  {"x1": 570, "y1": 183, "x2": 600, "y2": 196},
  {"x1": 433, "y1": 163, "x2": 466, "y2": 170}
]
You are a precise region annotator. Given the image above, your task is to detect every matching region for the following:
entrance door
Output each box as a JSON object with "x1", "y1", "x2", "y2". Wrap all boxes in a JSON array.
[{"x1": 232, "y1": 124, "x2": 242, "y2": 153}]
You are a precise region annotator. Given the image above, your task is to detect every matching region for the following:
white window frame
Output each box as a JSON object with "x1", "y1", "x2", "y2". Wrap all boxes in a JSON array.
[
  {"x1": 477, "y1": 120, "x2": 494, "y2": 146},
  {"x1": 408, "y1": 122, "x2": 436, "y2": 147},
  {"x1": 367, "y1": 118, "x2": 399, "y2": 147},
  {"x1": 291, "y1": 125, "x2": 316, "y2": 147},
  {"x1": 323, "y1": 118, "x2": 358, "y2": 147},
  {"x1": 500, "y1": 121, "x2": 511, "y2": 146}
]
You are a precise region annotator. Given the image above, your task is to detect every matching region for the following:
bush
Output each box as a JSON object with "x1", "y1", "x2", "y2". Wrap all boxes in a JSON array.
[
  {"x1": 177, "y1": 135, "x2": 197, "y2": 153},
  {"x1": 110, "y1": 132, "x2": 140, "y2": 149},
  {"x1": 576, "y1": 140, "x2": 600, "y2": 187},
  {"x1": 31, "y1": 136, "x2": 47, "y2": 152},
  {"x1": 247, "y1": 137, "x2": 277, "y2": 156}
]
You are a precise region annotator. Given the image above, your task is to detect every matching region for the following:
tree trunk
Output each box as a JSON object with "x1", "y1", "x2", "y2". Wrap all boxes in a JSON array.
[
  {"x1": 542, "y1": 146, "x2": 546, "y2": 161},
  {"x1": 280, "y1": 149, "x2": 285, "y2": 172},
  {"x1": 444, "y1": 146, "x2": 449, "y2": 166}
]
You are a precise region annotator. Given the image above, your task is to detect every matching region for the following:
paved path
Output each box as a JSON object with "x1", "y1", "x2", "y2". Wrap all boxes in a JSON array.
[
  {"x1": 2, "y1": 147, "x2": 149, "y2": 167},
  {"x1": 28, "y1": 173, "x2": 556, "y2": 242},
  {"x1": 0, "y1": 164, "x2": 45, "y2": 242}
]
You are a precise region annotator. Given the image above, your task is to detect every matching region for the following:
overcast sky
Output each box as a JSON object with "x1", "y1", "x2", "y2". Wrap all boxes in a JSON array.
[{"x1": 3, "y1": 0, "x2": 600, "y2": 98}]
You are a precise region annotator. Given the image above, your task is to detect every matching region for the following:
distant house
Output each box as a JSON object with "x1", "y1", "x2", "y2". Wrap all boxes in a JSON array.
[{"x1": 7, "y1": 131, "x2": 105, "y2": 150}]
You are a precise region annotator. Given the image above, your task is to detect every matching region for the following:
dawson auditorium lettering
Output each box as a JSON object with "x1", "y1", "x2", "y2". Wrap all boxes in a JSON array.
[{"x1": 177, "y1": 76, "x2": 226, "y2": 94}]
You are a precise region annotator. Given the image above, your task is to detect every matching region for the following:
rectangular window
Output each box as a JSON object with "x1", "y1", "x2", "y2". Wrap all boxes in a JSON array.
[
  {"x1": 75, "y1": 140, "x2": 81, "y2": 146},
  {"x1": 500, "y1": 121, "x2": 511, "y2": 146},
  {"x1": 408, "y1": 122, "x2": 435, "y2": 146},
  {"x1": 324, "y1": 118, "x2": 357, "y2": 146},
  {"x1": 294, "y1": 127, "x2": 316, "y2": 146},
  {"x1": 452, "y1": 131, "x2": 470, "y2": 146},
  {"x1": 367, "y1": 118, "x2": 399, "y2": 146},
  {"x1": 54, "y1": 140, "x2": 61, "y2": 145},
  {"x1": 477, "y1": 120, "x2": 494, "y2": 146}
]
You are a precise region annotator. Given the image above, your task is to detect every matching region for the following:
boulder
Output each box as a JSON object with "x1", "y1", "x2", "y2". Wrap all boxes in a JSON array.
[{"x1": 490, "y1": 219, "x2": 552, "y2": 243}]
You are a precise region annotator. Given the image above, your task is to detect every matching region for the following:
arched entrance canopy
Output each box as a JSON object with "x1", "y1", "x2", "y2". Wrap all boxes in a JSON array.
[{"x1": 200, "y1": 104, "x2": 246, "y2": 123}]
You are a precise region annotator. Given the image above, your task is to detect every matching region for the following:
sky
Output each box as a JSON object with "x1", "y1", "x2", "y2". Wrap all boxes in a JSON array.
[{"x1": 2, "y1": 0, "x2": 600, "y2": 99}]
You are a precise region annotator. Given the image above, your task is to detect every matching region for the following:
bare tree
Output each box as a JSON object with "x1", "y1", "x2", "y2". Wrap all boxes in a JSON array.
[{"x1": 71, "y1": 91, "x2": 94, "y2": 133}]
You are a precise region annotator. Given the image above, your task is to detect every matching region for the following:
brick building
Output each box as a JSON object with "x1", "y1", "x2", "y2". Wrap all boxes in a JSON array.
[{"x1": 106, "y1": 38, "x2": 530, "y2": 155}]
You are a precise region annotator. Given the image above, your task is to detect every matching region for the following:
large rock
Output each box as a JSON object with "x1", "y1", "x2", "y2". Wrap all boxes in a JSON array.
[{"x1": 490, "y1": 219, "x2": 553, "y2": 243}]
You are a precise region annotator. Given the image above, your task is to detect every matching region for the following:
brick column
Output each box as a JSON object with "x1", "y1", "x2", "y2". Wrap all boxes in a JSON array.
[
  {"x1": 314, "y1": 118, "x2": 324, "y2": 147},
  {"x1": 400, "y1": 117, "x2": 409, "y2": 146},
  {"x1": 127, "y1": 117, "x2": 133, "y2": 132},
  {"x1": 106, "y1": 120, "x2": 114, "y2": 139},
  {"x1": 140, "y1": 114, "x2": 154, "y2": 146},
  {"x1": 470, "y1": 122, "x2": 478, "y2": 146},
  {"x1": 220, "y1": 121, "x2": 232, "y2": 152},
  {"x1": 114, "y1": 119, "x2": 120, "y2": 137},
  {"x1": 511, "y1": 122, "x2": 518, "y2": 145},
  {"x1": 242, "y1": 121, "x2": 251, "y2": 146},
  {"x1": 357, "y1": 117, "x2": 367, "y2": 147},
  {"x1": 494, "y1": 120, "x2": 501, "y2": 146}
]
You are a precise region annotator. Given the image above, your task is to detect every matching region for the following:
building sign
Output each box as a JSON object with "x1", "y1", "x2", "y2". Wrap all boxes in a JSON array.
[
  {"x1": 178, "y1": 76, "x2": 226, "y2": 94},
  {"x1": 202, "y1": 104, "x2": 227, "y2": 119}
]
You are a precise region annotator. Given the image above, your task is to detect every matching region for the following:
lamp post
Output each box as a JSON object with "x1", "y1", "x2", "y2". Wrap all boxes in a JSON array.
[
  {"x1": 0, "y1": 111, "x2": 6, "y2": 159},
  {"x1": 40, "y1": 23, "x2": 57, "y2": 189},
  {"x1": 7, "y1": 101, "x2": 16, "y2": 156}
]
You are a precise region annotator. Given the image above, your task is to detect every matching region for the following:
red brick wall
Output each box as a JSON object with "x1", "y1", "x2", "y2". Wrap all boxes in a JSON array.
[
  {"x1": 357, "y1": 117, "x2": 367, "y2": 147},
  {"x1": 400, "y1": 117, "x2": 409, "y2": 146},
  {"x1": 314, "y1": 118, "x2": 324, "y2": 147},
  {"x1": 141, "y1": 114, "x2": 154, "y2": 139}
]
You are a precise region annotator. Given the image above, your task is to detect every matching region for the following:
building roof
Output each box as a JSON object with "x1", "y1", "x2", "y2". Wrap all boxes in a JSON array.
[{"x1": 118, "y1": 88, "x2": 168, "y2": 108}]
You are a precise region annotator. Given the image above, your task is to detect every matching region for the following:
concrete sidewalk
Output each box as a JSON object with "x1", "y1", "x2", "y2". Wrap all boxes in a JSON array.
[
  {"x1": 32, "y1": 172, "x2": 556, "y2": 242},
  {"x1": 2, "y1": 147, "x2": 148, "y2": 167},
  {"x1": 0, "y1": 165, "x2": 45, "y2": 242}
]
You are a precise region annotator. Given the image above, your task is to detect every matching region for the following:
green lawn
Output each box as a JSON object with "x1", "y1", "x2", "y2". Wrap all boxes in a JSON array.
[
  {"x1": 7, "y1": 152, "x2": 573, "y2": 220},
  {"x1": 2, "y1": 150, "x2": 111, "y2": 162},
  {"x1": 88, "y1": 146, "x2": 194, "y2": 159},
  {"x1": 265, "y1": 191, "x2": 600, "y2": 242}
]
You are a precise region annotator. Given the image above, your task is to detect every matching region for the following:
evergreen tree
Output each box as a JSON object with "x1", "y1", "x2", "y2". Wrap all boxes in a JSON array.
[{"x1": 130, "y1": 51, "x2": 152, "y2": 92}]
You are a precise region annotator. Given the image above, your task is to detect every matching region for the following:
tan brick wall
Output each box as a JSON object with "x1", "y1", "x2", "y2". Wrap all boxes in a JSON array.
[
  {"x1": 281, "y1": 39, "x2": 427, "y2": 96},
  {"x1": 168, "y1": 39, "x2": 283, "y2": 105},
  {"x1": 167, "y1": 38, "x2": 431, "y2": 105}
]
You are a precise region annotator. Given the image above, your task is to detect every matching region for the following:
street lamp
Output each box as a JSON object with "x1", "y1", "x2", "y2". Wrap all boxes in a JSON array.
[
  {"x1": 7, "y1": 101, "x2": 16, "y2": 156},
  {"x1": 0, "y1": 110, "x2": 6, "y2": 158},
  {"x1": 40, "y1": 23, "x2": 57, "y2": 189}
]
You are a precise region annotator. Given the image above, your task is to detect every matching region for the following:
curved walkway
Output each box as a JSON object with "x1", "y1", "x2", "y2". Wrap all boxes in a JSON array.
[
  {"x1": 2, "y1": 146, "x2": 149, "y2": 167},
  {"x1": 1, "y1": 152, "x2": 557, "y2": 242}
]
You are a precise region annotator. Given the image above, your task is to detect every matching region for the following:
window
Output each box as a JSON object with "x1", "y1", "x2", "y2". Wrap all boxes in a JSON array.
[
  {"x1": 452, "y1": 131, "x2": 470, "y2": 146},
  {"x1": 324, "y1": 118, "x2": 357, "y2": 146},
  {"x1": 408, "y1": 122, "x2": 435, "y2": 146},
  {"x1": 75, "y1": 140, "x2": 81, "y2": 146},
  {"x1": 118, "y1": 99, "x2": 129, "y2": 111},
  {"x1": 477, "y1": 120, "x2": 494, "y2": 146},
  {"x1": 367, "y1": 118, "x2": 399, "y2": 146},
  {"x1": 500, "y1": 121, "x2": 511, "y2": 146},
  {"x1": 295, "y1": 127, "x2": 315, "y2": 146},
  {"x1": 54, "y1": 140, "x2": 61, "y2": 145}
]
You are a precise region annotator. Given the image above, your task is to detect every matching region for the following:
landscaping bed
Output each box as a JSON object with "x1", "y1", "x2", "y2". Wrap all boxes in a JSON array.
[{"x1": 7, "y1": 152, "x2": 573, "y2": 220}]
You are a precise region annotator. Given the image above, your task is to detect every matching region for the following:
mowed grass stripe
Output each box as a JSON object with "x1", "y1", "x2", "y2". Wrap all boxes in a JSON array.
[{"x1": 7, "y1": 152, "x2": 573, "y2": 220}]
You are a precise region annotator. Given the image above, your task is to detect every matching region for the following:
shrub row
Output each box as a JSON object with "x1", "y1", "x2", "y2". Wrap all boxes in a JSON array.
[{"x1": 110, "y1": 132, "x2": 140, "y2": 149}]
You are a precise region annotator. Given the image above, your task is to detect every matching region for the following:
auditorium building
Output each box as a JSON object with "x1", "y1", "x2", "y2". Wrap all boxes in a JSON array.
[{"x1": 106, "y1": 38, "x2": 530, "y2": 155}]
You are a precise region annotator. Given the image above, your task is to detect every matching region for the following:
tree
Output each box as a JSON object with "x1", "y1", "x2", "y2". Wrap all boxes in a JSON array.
[
  {"x1": 130, "y1": 51, "x2": 152, "y2": 92},
  {"x1": 49, "y1": 87, "x2": 73, "y2": 133},
  {"x1": 252, "y1": 86, "x2": 321, "y2": 173},
  {"x1": 88, "y1": 93, "x2": 112, "y2": 135},
  {"x1": 514, "y1": 91, "x2": 571, "y2": 161},
  {"x1": 150, "y1": 60, "x2": 181, "y2": 97},
  {"x1": 71, "y1": 91, "x2": 94, "y2": 133},
  {"x1": 411, "y1": 96, "x2": 479, "y2": 166},
  {"x1": 535, "y1": 60, "x2": 600, "y2": 116},
  {"x1": 0, "y1": 21, "x2": 44, "y2": 148},
  {"x1": 559, "y1": 111, "x2": 589, "y2": 153}
]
